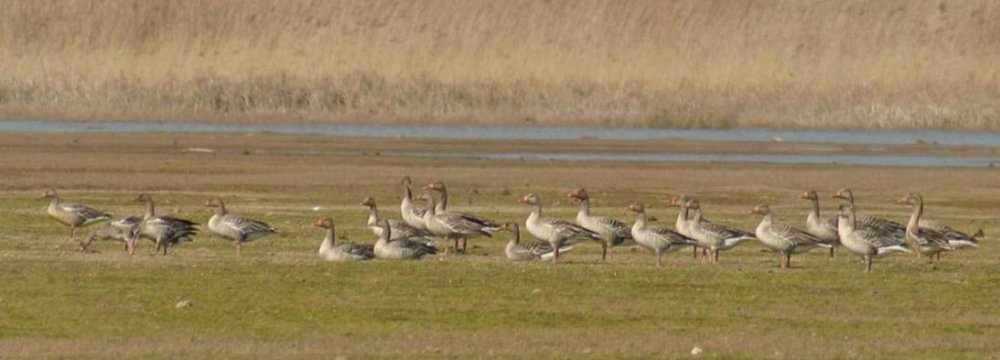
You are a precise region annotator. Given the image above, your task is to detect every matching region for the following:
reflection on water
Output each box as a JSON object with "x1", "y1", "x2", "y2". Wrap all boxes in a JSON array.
[{"x1": 2, "y1": 120, "x2": 1000, "y2": 146}]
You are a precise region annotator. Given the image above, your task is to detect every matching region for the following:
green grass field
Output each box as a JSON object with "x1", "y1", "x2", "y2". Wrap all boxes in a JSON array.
[{"x1": 1, "y1": 132, "x2": 998, "y2": 359}]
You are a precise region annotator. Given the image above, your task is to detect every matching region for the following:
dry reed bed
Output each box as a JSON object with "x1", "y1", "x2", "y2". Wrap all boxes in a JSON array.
[{"x1": 1, "y1": 0, "x2": 999, "y2": 129}]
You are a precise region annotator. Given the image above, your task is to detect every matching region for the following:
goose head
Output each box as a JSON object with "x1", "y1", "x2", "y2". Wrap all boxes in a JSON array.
[
  {"x1": 749, "y1": 204, "x2": 771, "y2": 216},
  {"x1": 401, "y1": 176, "x2": 413, "y2": 187},
  {"x1": 518, "y1": 193, "x2": 541, "y2": 206},
  {"x1": 313, "y1": 217, "x2": 334, "y2": 229},
  {"x1": 667, "y1": 194, "x2": 690, "y2": 208},
  {"x1": 501, "y1": 222, "x2": 519, "y2": 232},
  {"x1": 134, "y1": 193, "x2": 153, "y2": 203},
  {"x1": 566, "y1": 188, "x2": 590, "y2": 202},
  {"x1": 39, "y1": 188, "x2": 58, "y2": 199},
  {"x1": 204, "y1": 197, "x2": 224, "y2": 207},
  {"x1": 360, "y1": 196, "x2": 377, "y2": 208},
  {"x1": 831, "y1": 188, "x2": 855, "y2": 203},
  {"x1": 627, "y1": 202, "x2": 646, "y2": 213},
  {"x1": 422, "y1": 181, "x2": 446, "y2": 193},
  {"x1": 897, "y1": 193, "x2": 922, "y2": 206},
  {"x1": 798, "y1": 190, "x2": 818, "y2": 201}
]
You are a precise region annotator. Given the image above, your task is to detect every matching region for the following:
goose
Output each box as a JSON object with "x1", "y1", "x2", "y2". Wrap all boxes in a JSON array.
[
  {"x1": 422, "y1": 181, "x2": 500, "y2": 251},
  {"x1": 313, "y1": 217, "x2": 375, "y2": 262},
  {"x1": 501, "y1": 222, "x2": 573, "y2": 261},
  {"x1": 627, "y1": 202, "x2": 698, "y2": 267},
  {"x1": 799, "y1": 190, "x2": 840, "y2": 259},
  {"x1": 80, "y1": 216, "x2": 142, "y2": 254},
  {"x1": 134, "y1": 193, "x2": 199, "y2": 255},
  {"x1": 40, "y1": 189, "x2": 111, "y2": 242},
  {"x1": 898, "y1": 196, "x2": 982, "y2": 251},
  {"x1": 567, "y1": 188, "x2": 633, "y2": 261},
  {"x1": 683, "y1": 200, "x2": 756, "y2": 264},
  {"x1": 360, "y1": 196, "x2": 433, "y2": 241},
  {"x1": 897, "y1": 193, "x2": 954, "y2": 265},
  {"x1": 668, "y1": 194, "x2": 711, "y2": 259},
  {"x1": 400, "y1": 176, "x2": 428, "y2": 230},
  {"x1": 417, "y1": 192, "x2": 497, "y2": 253},
  {"x1": 373, "y1": 219, "x2": 439, "y2": 260},
  {"x1": 837, "y1": 203, "x2": 910, "y2": 272},
  {"x1": 669, "y1": 194, "x2": 704, "y2": 258},
  {"x1": 749, "y1": 204, "x2": 832, "y2": 269},
  {"x1": 518, "y1": 193, "x2": 601, "y2": 262},
  {"x1": 831, "y1": 188, "x2": 905, "y2": 238},
  {"x1": 205, "y1": 197, "x2": 277, "y2": 255}
]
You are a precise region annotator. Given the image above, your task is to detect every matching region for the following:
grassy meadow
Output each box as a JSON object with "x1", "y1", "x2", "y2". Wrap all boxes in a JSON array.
[
  {"x1": 2, "y1": 0, "x2": 1000, "y2": 129},
  {"x1": 0, "y1": 131, "x2": 999, "y2": 358}
]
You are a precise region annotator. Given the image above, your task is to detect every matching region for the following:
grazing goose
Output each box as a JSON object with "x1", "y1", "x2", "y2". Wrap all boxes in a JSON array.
[
  {"x1": 799, "y1": 190, "x2": 840, "y2": 259},
  {"x1": 837, "y1": 203, "x2": 910, "y2": 272},
  {"x1": 501, "y1": 222, "x2": 573, "y2": 261},
  {"x1": 373, "y1": 219, "x2": 439, "y2": 260},
  {"x1": 80, "y1": 216, "x2": 142, "y2": 254},
  {"x1": 683, "y1": 200, "x2": 756, "y2": 264},
  {"x1": 422, "y1": 181, "x2": 500, "y2": 251},
  {"x1": 417, "y1": 192, "x2": 497, "y2": 253},
  {"x1": 627, "y1": 202, "x2": 698, "y2": 267},
  {"x1": 567, "y1": 188, "x2": 633, "y2": 261},
  {"x1": 400, "y1": 176, "x2": 428, "y2": 230},
  {"x1": 134, "y1": 193, "x2": 199, "y2": 255},
  {"x1": 40, "y1": 189, "x2": 111, "y2": 242},
  {"x1": 749, "y1": 204, "x2": 832, "y2": 269},
  {"x1": 360, "y1": 196, "x2": 433, "y2": 241},
  {"x1": 205, "y1": 197, "x2": 277, "y2": 255},
  {"x1": 668, "y1": 194, "x2": 710, "y2": 259},
  {"x1": 897, "y1": 193, "x2": 954, "y2": 265},
  {"x1": 831, "y1": 188, "x2": 905, "y2": 238},
  {"x1": 518, "y1": 193, "x2": 601, "y2": 262},
  {"x1": 313, "y1": 217, "x2": 375, "y2": 262}
]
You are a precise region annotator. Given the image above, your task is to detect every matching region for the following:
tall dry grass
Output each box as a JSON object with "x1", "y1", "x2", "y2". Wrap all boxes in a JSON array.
[{"x1": 1, "y1": 0, "x2": 999, "y2": 129}]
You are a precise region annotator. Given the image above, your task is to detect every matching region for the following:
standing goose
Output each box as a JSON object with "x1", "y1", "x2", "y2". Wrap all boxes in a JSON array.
[
  {"x1": 683, "y1": 200, "x2": 756, "y2": 264},
  {"x1": 417, "y1": 193, "x2": 496, "y2": 252},
  {"x1": 422, "y1": 181, "x2": 500, "y2": 251},
  {"x1": 567, "y1": 188, "x2": 633, "y2": 261},
  {"x1": 749, "y1": 204, "x2": 832, "y2": 269},
  {"x1": 373, "y1": 219, "x2": 439, "y2": 260},
  {"x1": 205, "y1": 197, "x2": 277, "y2": 255},
  {"x1": 518, "y1": 193, "x2": 601, "y2": 262},
  {"x1": 668, "y1": 194, "x2": 712, "y2": 259},
  {"x1": 400, "y1": 176, "x2": 428, "y2": 230},
  {"x1": 501, "y1": 222, "x2": 573, "y2": 261},
  {"x1": 799, "y1": 190, "x2": 840, "y2": 259},
  {"x1": 40, "y1": 189, "x2": 111, "y2": 242},
  {"x1": 831, "y1": 188, "x2": 905, "y2": 238},
  {"x1": 313, "y1": 217, "x2": 375, "y2": 262},
  {"x1": 80, "y1": 216, "x2": 142, "y2": 254},
  {"x1": 134, "y1": 193, "x2": 199, "y2": 255},
  {"x1": 627, "y1": 202, "x2": 698, "y2": 267},
  {"x1": 837, "y1": 203, "x2": 910, "y2": 272},
  {"x1": 897, "y1": 193, "x2": 954, "y2": 265},
  {"x1": 361, "y1": 196, "x2": 433, "y2": 241}
]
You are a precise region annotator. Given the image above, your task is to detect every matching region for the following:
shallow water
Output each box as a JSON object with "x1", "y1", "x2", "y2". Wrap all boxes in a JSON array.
[
  {"x1": 2, "y1": 120, "x2": 1000, "y2": 146},
  {"x1": 393, "y1": 151, "x2": 997, "y2": 168},
  {"x1": 3, "y1": 120, "x2": 998, "y2": 167}
]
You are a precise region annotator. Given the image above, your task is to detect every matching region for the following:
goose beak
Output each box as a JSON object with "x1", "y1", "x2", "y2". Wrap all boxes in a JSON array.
[{"x1": 798, "y1": 192, "x2": 810, "y2": 199}]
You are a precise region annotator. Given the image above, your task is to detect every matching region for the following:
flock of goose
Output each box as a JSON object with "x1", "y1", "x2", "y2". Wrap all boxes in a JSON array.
[{"x1": 40, "y1": 177, "x2": 984, "y2": 272}]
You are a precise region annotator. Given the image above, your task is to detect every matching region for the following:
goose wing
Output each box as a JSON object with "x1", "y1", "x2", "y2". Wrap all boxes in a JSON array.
[
  {"x1": 344, "y1": 243, "x2": 376, "y2": 259},
  {"x1": 858, "y1": 215, "x2": 905, "y2": 237},
  {"x1": 543, "y1": 218, "x2": 601, "y2": 242},
  {"x1": 598, "y1": 216, "x2": 633, "y2": 240},
  {"x1": 388, "y1": 220, "x2": 432, "y2": 239},
  {"x1": 700, "y1": 221, "x2": 754, "y2": 240},
  {"x1": 649, "y1": 225, "x2": 698, "y2": 245},
  {"x1": 61, "y1": 203, "x2": 111, "y2": 222},
  {"x1": 395, "y1": 238, "x2": 439, "y2": 257},
  {"x1": 222, "y1": 214, "x2": 277, "y2": 235},
  {"x1": 435, "y1": 213, "x2": 496, "y2": 237},
  {"x1": 770, "y1": 222, "x2": 827, "y2": 247}
]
